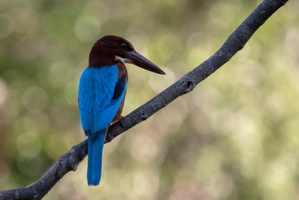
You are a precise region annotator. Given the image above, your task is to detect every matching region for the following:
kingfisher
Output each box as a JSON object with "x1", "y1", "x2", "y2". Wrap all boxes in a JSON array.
[{"x1": 78, "y1": 35, "x2": 165, "y2": 186}]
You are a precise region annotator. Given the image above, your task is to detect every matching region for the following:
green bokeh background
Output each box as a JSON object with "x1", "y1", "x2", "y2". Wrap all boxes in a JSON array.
[{"x1": 1, "y1": 0, "x2": 299, "y2": 199}]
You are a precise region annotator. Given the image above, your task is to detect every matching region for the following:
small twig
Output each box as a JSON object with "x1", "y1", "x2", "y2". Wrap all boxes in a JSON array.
[{"x1": 0, "y1": 0, "x2": 289, "y2": 199}]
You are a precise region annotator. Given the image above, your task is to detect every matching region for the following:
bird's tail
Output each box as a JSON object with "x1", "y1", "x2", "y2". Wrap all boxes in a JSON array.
[{"x1": 87, "y1": 129, "x2": 106, "y2": 186}]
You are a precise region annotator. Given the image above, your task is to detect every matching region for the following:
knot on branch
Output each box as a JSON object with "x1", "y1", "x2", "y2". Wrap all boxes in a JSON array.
[
  {"x1": 140, "y1": 110, "x2": 149, "y2": 120},
  {"x1": 182, "y1": 79, "x2": 195, "y2": 93}
]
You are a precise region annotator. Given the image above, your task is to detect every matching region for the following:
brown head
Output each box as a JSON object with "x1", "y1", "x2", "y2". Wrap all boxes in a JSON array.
[{"x1": 89, "y1": 35, "x2": 165, "y2": 75}]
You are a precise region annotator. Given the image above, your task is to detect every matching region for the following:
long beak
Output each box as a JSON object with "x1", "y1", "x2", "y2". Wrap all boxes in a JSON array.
[{"x1": 127, "y1": 51, "x2": 166, "y2": 75}]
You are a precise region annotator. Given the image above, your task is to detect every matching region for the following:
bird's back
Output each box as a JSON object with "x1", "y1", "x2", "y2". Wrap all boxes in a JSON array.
[{"x1": 78, "y1": 65, "x2": 126, "y2": 134}]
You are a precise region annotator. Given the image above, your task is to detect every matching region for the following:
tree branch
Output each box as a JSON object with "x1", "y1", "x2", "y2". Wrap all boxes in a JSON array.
[{"x1": 0, "y1": 0, "x2": 289, "y2": 199}]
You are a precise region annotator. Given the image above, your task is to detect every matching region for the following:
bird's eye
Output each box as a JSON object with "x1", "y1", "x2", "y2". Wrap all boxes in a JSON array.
[{"x1": 121, "y1": 43, "x2": 130, "y2": 51}]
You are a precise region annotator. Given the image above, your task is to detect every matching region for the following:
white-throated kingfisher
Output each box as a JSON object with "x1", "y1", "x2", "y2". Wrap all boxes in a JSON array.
[{"x1": 78, "y1": 35, "x2": 165, "y2": 186}]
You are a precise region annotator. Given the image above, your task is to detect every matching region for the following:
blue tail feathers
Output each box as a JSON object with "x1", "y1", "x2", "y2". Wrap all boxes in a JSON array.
[{"x1": 87, "y1": 129, "x2": 106, "y2": 186}]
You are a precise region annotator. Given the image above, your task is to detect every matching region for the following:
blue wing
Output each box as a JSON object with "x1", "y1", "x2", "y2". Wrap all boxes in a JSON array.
[
  {"x1": 78, "y1": 65, "x2": 127, "y2": 186},
  {"x1": 78, "y1": 66, "x2": 127, "y2": 134}
]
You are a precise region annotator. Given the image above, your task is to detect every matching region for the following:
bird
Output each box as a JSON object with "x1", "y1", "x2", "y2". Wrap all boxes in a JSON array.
[{"x1": 78, "y1": 35, "x2": 165, "y2": 186}]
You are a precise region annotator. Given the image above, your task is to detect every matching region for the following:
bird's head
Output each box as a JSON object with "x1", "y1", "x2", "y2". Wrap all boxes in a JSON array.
[{"x1": 89, "y1": 35, "x2": 165, "y2": 75}]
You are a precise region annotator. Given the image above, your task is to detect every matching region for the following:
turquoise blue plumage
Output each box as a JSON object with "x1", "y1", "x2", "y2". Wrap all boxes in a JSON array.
[
  {"x1": 78, "y1": 35, "x2": 165, "y2": 186},
  {"x1": 78, "y1": 66, "x2": 127, "y2": 186}
]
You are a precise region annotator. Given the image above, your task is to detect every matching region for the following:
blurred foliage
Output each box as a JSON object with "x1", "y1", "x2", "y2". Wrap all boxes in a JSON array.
[{"x1": 0, "y1": 0, "x2": 299, "y2": 199}]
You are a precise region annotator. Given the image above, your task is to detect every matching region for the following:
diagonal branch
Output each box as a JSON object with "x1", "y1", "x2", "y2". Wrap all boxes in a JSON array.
[
  {"x1": 0, "y1": 0, "x2": 289, "y2": 199},
  {"x1": 106, "y1": 0, "x2": 288, "y2": 141}
]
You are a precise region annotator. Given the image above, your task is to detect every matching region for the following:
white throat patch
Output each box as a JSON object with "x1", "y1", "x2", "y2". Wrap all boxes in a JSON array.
[{"x1": 115, "y1": 56, "x2": 131, "y2": 64}]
